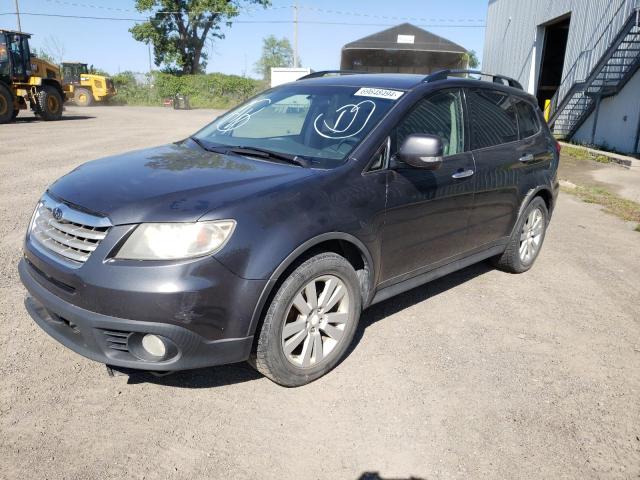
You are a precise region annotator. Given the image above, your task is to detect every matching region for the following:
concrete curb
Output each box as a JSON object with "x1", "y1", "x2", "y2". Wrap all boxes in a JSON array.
[{"x1": 559, "y1": 142, "x2": 640, "y2": 169}]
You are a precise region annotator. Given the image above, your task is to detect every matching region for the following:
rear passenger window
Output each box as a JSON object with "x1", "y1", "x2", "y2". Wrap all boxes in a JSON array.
[
  {"x1": 467, "y1": 89, "x2": 518, "y2": 149},
  {"x1": 515, "y1": 100, "x2": 540, "y2": 138}
]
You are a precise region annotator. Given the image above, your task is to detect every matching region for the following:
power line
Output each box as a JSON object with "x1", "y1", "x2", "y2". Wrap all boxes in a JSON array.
[
  {"x1": 299, "y1": 5, "x2": 485, "y2": 23},
  {"x1": 0, "y1": 12, "x2": 486, "y2": 28},
  {"x1": 0, "y1": 11, "x2": 486, "y2": 27},
  {"x1": 37, "y1": 0, "x2": 486, "y2": 24}
]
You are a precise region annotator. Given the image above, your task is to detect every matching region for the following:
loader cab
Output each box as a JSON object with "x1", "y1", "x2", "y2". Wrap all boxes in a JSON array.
[
  {"x1": 0, "y1": 30, "x2": 32, "y2": 83},
  {"x1": 62, "y1": 62, "x2": 88, "y2": 85}
]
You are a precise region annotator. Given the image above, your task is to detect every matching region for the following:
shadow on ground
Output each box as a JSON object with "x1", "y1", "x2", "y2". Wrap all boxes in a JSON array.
[
  {"x1": 122, "y1": 261, "x2": 493, "y2": 389},
  {"x1": 14, "y1": 115, "x2": 95, "y2": 123},
  {"x1": 359, "y1": 473, "x2": 425, "y2": 480}
]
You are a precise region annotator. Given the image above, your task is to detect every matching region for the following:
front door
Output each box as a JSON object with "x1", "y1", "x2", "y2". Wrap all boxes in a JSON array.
[{"x1": 380, "y1": 89, "x2": 476, "y2": 283}]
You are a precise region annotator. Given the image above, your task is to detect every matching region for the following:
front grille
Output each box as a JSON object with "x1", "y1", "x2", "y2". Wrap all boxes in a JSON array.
[{"x1": 30, "y1": 194, "x2": 111, "y2": 265}]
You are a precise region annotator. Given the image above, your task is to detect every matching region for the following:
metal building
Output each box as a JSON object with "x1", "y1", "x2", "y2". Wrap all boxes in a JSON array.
[
  {"x1": 482, "y1": 0, "x2": 640, "y2": 154},
  {"x1": 341, "y1": 23, "x2": 468, "y2": 74}
]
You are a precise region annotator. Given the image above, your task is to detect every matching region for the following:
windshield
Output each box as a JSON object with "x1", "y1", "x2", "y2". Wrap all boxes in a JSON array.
[{"x1": 194, "y1": 84, "x2": 403, "y2": 167}]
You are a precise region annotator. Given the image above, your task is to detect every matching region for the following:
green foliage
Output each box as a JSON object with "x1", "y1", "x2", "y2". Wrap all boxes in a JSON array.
[
  {"x1": 89, "y1": 65, "x2": 110, "y2": 77},
  {"x1": 254, "y1": 35, "x2": 299, "y2": 82},
  {"x1": 111, "y1": 71, "x2": 266, "y2": 108},
  {"x1": 462, "y1": 50, "x2": 480, "y2": 69},
  {"x1": 130, "y1": 0, "x2": 270, "y2": 74},
  {"x1": 31, "y1": 48, "x2": 56, "y2": 65}
]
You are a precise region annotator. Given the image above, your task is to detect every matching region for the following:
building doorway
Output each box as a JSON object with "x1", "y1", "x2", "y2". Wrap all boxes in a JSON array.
[{"x1": 536, "y1": 14, "x2": 571, "y2": 109}]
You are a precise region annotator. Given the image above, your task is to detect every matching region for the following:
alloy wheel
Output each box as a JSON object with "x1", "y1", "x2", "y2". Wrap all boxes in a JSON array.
[
  {"x1": 281, "y1": 275, "x2": 350, "y2": 368},
  {"x1": 519, "y1": 207, "x2": 544, "y2": 264}
]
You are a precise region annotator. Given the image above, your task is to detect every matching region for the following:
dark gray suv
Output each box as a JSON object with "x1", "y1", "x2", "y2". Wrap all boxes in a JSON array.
[{"x1": 19, "y1": 70, "x2": 559, "y2": 386}]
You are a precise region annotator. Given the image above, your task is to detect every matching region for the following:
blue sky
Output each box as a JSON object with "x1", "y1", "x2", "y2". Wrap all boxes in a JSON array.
[{"x1": 1, "y1": 0, "x2": 489, "y2": 77}]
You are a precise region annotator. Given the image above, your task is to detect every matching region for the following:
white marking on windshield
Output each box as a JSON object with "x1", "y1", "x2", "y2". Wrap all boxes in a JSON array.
[
  {"x1": 313, "y1": 100, "x2": 376, "y2": 139},
  {"x1": 216, "y1": 98, "x2": 272, "y2": 132}
]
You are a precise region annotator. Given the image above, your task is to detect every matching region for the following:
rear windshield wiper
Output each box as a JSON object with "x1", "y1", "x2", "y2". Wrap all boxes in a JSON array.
[{"x1": 227, "y1": 146, "x2": 310, "y2": 168}]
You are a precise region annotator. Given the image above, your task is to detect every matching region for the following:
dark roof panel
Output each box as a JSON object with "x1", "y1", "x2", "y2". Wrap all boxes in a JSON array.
[
  {"x1": 342, "y1": 23, "x2": 467, "y2": 53},
  {"x1": 296, "y1": 73, "x2": 425, "y2": 89}
]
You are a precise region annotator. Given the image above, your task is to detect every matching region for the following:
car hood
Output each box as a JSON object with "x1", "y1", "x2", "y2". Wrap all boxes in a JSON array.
[{"x1": 48, "y1": 141, "x2": 313, "y2": 225}]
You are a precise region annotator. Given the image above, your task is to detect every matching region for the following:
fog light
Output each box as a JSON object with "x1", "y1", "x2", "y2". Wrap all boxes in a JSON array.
[{"x1": 141, "y1": 334, "x2": 166, "y2": 357}]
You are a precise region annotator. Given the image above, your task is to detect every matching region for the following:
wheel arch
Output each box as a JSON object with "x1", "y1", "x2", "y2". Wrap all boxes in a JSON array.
[
  {"x1": 41, "y1": 79, "x2": 64, "y2": 98},
  {"x1": 518, "y1": 186, "x2": 554, "y2": 220},
  {"x1": 510, "y1": 186, "x2": 554, "y2": 240},
  {"x1": 246, "y1": 232, "x2": 376, "y2": 338}
]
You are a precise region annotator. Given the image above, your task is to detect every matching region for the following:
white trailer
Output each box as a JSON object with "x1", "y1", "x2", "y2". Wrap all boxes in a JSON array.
[{"x1": 270, "y1": 68, "x2": 312, "y2": 88}]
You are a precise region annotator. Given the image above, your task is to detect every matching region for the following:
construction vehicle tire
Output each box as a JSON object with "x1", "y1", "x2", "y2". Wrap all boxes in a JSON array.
[
  {"x1": 37, "y1": 85, "x2": 64, "y2": 121},
  {"x1": 74, "y1": 88, "x2": 93, "y2": 107},
  {"x1": 0, "y1": 84, "x2": 14, "y2": 124}
]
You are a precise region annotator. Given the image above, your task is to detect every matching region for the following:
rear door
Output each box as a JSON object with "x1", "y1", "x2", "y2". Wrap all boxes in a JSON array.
[
  {"x1": 465, "y1": 88, "x2": 522, "y2": 247},
  {"x1": 513, "y1": 98, "x2": 555, "y2": 173}
]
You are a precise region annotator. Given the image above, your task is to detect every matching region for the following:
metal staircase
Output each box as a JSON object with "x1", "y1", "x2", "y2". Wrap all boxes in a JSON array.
[{"x1": 549, "y1": 3, "x2": 640, "y2": 139}]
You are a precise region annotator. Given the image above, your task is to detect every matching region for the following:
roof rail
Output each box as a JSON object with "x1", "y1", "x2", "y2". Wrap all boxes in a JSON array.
[
  {"x1": 298, "y1": 70, "x2": 367, "y2": 80},
  {"x1": 425, "y1": 69, "x2": 524, "y2": 90}
]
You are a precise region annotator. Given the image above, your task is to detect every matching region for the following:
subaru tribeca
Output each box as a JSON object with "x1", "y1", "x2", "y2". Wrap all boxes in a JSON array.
[{"x1": 19, "y1": 70, "x2": 559, "y2": 386}]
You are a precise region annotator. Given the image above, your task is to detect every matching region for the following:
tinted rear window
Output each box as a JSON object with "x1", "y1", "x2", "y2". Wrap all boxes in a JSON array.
[
  {"x1": 516, "y1": 100, "x2": 541, "y2": 138},
  {"x1": 467, "y1": 89, "x2": 519, "y2": 149}
]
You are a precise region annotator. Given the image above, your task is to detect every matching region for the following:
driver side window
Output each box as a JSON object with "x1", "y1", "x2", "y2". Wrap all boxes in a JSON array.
[{"x1": 392, "y1": 89, "x2": 465, "y2": 157}]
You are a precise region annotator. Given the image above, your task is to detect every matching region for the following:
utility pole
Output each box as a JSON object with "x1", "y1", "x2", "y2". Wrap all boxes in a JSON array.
[
  {"x1": 293, "y1": 1, "x2": 299, "y2": 68},
  {"x1": 14, "y1": 0, "x2": 22, "y2": 32},
  {"x1": 148, "y1": 43, "x2": 153, "y2": 75},
  {"x1": 147, "y1": 42, "x2": 153, "y2": 103}
]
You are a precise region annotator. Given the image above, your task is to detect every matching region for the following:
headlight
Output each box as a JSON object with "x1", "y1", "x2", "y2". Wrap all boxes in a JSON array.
[{"x1": 115, "y1": 220, "x2": 236, "y2": 260}]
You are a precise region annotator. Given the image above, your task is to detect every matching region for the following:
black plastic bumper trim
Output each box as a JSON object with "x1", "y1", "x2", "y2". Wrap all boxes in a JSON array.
[{"x1": 19, "y1": 259, "x2": 253, "y2": 371}]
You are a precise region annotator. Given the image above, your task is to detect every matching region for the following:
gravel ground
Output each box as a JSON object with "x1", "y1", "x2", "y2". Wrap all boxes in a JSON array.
[{"x1": 1, "y1": 106, "x2": 639, "y2": 480}]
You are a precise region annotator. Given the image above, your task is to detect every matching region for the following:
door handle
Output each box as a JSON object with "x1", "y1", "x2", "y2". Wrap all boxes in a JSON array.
[
  {"x1": 519, "y1": 153, "x2": 535, "y2": 163},
  {"x1": 451, "y1": 169, "x2": 474, "y2": 179}
]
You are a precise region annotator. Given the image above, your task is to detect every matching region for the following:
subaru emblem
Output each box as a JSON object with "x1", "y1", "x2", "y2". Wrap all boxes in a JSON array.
[{"x1": 52, "y1": 207, "x2": 63, "y2": 221}]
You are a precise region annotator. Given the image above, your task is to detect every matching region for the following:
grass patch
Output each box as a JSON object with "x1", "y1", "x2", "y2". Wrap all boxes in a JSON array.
[
  {"x1": 561, "y1": 184, "x2": 640, "y2": 231},
  {"x1": 562, "y1": 145, "x2": 612, "y2": 164}
]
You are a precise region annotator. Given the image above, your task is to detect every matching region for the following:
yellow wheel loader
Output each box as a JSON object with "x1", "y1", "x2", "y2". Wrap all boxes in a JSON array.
[
  {"x1": 62, "y1": 62, "x2": 116, "y2": 106},
  {"x1": 0, "y1": 30, "x2": 65, "y2": 124}
]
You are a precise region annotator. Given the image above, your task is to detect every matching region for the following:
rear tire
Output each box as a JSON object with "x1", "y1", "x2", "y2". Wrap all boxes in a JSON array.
[
  {"x1": 251, "y1": 252, "x2": 362, "y2": 387},
  {"x1": 74, "y1": 88, "x2": 93, "y2": 106},
  {"x1": 36, "y1": 85, "x2": 64, "y2": 121},
  {"x1": 0, "y1": 84, "x2": 14, "y2": 124},
  {"x1": 492, "y1": 197, "x2": 548, "y2": 273}
]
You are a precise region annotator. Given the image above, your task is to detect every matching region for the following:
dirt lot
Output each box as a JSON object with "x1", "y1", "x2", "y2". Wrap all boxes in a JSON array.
[{"x1": 1, "y1": 107, "x2": 639, "y2": 480}]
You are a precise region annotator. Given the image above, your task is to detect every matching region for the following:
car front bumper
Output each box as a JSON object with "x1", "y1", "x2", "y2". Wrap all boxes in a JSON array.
[{"x1": 19, "y1": 258, "x2": 256, "y2": 371}]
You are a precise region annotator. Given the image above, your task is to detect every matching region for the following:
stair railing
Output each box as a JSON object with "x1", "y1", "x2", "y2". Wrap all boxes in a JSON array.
[{"x1": 547, "y1": 0, "x2": 636, "y2": 124}]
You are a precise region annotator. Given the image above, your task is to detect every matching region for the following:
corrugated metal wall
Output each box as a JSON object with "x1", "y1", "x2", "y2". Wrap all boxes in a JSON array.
[{"x1": 483, "y1": 0, "x2": 638, "y2": 93}]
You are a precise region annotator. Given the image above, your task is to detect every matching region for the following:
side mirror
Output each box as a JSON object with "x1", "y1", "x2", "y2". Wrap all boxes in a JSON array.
[{"x1": 397, "y1": 134, "x2": 444, "y2": 170}]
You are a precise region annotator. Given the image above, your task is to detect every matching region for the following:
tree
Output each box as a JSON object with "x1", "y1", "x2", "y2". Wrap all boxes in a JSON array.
[
  {"x1": 130, "y1": 0, "x2": 270, "y2": 75},
  {"x1": 254, "y1": 35, "x2": 299, "y2": 82},
  {"x1": 42, "y1": 35, "x2": 65, "y2": 65},
  {"x1": 462, "y1": 50, "x2": 480, "y2": 69},
  {"x1": 31, "y1": 48, "x2": 56, "y2": 64}
]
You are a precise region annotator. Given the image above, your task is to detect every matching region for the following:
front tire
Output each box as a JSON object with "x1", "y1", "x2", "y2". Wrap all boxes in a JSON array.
[
  {"x1": 492, "y1": 197, "x2": 549, "y2": 273},
  {"x1": 252, "y1": 252, "x2": 362, "y2": 387},
  {"x1": 36, "y1": 85, "x2": 63, "y2": 121},
  {"x1": 74, "y1": 87, "x2": 93, "y2": 107},
  {"x1": 0, "y1": 84, "x2": 14, "y2": 124}
]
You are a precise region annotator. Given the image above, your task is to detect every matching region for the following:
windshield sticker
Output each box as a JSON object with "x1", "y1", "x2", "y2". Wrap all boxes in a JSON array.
[
  {"x1": 216, "y1": 98, "x2": 272, "y2": 132},
  {"x1": 313, "y1": 100, "x2": 376, "y2": 139},
  {"x1": 354, "y1": 88, "x2": 404, "y2": 100}
]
